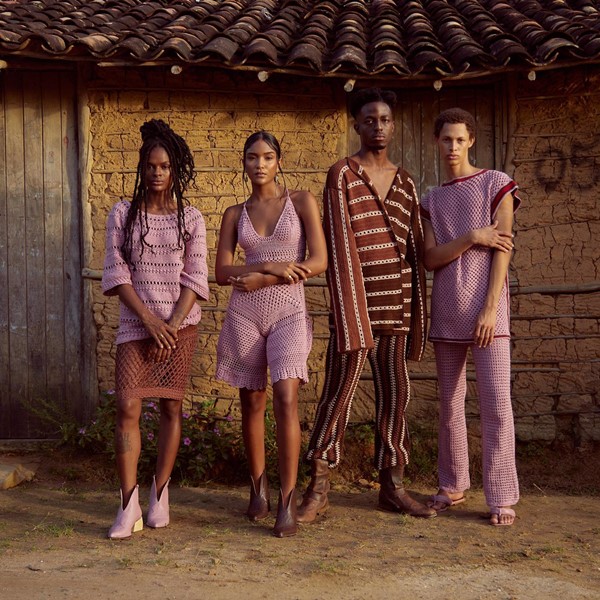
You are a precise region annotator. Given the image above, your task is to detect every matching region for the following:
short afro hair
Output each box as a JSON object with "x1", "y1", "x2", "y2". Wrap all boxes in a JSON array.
[
  {"x1": 434, "y1": 108, "x2": 476, "y2": 140},
  {"x1": 349, "y1": 88, "x2": 397, "y2": 119}
]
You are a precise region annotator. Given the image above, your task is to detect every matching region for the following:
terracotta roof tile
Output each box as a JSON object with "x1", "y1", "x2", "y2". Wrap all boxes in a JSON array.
[{"x1": 0, "y1": 0, "x2": 598, "y2": 78}]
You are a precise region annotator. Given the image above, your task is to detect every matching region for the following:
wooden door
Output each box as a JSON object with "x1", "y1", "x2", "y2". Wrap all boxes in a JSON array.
[
  {"x1": 0, "y1": 70, "x2": 81, "y2": 438},
  {"x1": 348, "y1": 83, "x2": 504, "y2": 197}
]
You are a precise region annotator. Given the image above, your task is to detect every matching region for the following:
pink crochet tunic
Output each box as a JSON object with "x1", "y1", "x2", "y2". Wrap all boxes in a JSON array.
[
  {"x1": 216, "y1": 195, "x2": 312, "y2": 390},
  {"x1": 420, "y1": 170, "x2": 520, "y2": 343},
  {"x1": 102, "y1": 201, "x2": 209, "y2": 344}
]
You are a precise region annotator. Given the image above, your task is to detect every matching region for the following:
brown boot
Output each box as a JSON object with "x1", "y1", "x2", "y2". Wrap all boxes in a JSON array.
[
  {"x1": 246, "y1": 471, "x2": 270, "y2": 521},
  {"x1": 296, "y1": 459, "x2": 330, "y2": 524},
  {"x1": 273, "y1": 488, "x2": 298, "y2": 537},
  {"x1": 378, "y1": 466, "x2": 436, "y2": 518}
]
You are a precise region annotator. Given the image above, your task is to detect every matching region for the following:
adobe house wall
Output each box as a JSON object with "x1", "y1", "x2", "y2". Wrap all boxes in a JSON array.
[
  {"x1": 87, "y1": 66, "x2": 343, "y2": 420},
  {"x1": 87, "y1": 64, "x2": 599, "y2": 444}
]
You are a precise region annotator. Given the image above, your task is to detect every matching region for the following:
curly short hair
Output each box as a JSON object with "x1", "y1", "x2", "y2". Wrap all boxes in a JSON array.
[
  {"x1": 349, "y1": 88, "x2": 397, "y2": 119},
  {"x1": 434, "y1": 108, "x2": 476, "y2": 140}
]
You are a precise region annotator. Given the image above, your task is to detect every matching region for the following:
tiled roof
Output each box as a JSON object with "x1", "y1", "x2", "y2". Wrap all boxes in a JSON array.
[{"x1": 0, "y1": 0, "x2": 599, "y2": 79}]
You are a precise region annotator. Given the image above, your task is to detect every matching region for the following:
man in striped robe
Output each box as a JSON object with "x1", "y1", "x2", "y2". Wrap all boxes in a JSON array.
[{"x1": 297, "y1": 88, "x2": 435, "y2": 522}]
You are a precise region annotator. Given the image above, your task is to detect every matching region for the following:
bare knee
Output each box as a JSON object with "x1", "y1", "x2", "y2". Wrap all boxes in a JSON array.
[
  {"x1": 240, "y1": 389, "x2": 267, "y2": 416},
  {"x1": 160, "y1": 398, "x2": 182, "y2": 422},
  {"x1": 116, "y1": 397, "x2": 142, "y2": 427}
]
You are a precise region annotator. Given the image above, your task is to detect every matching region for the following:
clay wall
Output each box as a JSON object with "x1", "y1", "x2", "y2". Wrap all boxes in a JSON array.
[{"x1": 86, "y1": 64, "x2": 599, "y2": 443}]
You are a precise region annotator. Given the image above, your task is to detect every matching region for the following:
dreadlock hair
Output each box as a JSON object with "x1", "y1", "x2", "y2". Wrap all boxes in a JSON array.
[{"x1": 121, "y1": 118, "x2": 195, "y2": 267}]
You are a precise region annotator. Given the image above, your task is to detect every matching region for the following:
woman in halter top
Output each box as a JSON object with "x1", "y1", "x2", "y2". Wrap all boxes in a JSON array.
[{"x1": 215, "y1": 131, "x2": 327, "y2": 537}]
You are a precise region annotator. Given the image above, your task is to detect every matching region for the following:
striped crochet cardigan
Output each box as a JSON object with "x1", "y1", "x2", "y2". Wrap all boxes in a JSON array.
[{"x1": 323, "y1": 158, "x2": 427, "y2": 360}]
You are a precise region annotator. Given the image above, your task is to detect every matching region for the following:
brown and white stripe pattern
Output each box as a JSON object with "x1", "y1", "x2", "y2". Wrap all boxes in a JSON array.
[
  {"x1": 306, "y1": 333, "x2": 411, "y2": 470},
  {"x1": 323, "y1": 158, "x2": 426, "y2": 359}
]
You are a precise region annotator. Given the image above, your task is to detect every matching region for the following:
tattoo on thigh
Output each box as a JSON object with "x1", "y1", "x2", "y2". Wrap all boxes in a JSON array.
[{"x1": 116, "y1": 432, "x2": 132, "y2": 454}]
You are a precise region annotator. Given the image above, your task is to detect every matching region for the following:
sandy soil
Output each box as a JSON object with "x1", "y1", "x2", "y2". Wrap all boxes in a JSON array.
[{"x1": 1, "y1": 451, "x2": 599, "y2": 600}]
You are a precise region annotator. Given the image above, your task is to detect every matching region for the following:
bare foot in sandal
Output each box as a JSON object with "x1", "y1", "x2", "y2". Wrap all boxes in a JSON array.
[
  {"x1": 490, "y1": 506, "x2": 516, "y2": 526},
  {"x1": 427, "y1": 489, "x2": 466, "y2": 512}
]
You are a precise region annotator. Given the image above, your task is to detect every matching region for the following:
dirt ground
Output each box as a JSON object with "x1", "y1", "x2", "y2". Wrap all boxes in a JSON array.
[{"x1": 1, "y1": 448, "x2": 599, "y2": 600}]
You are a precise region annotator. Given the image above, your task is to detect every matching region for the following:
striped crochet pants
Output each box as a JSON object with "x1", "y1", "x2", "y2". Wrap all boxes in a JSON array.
[
  {"x1": 306, "y1": 333, "x2": 411, "y2": 470},
  {"x1": 434, "y1": 339, "x2": 520, "y2": 507}
]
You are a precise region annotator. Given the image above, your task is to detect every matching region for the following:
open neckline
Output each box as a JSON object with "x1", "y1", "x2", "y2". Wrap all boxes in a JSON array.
[
  {"x1": 243, "y1": 193, "x2": 290, "y2": 238},
  {"x1": 442, "y1": 169, "x2": 488, "y2": 186}
]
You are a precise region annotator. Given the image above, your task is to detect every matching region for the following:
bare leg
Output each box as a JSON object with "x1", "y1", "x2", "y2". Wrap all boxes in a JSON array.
[
  {"x1": 115, "y1": 395, "x2": 142, "y2": 508},
  {"x1": 240, "y1": 388, "x2": 267, "y2": 480},
  {"x1": 272, "y1": 378, "x2": 301, "y2": 496},
  {"x1": 155, "y1": 398, "x2": 183, "y2": 494}
]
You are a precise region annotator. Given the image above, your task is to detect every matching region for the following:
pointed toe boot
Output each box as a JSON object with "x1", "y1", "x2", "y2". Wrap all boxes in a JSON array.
[
  {"x1": 147, "y1": 476, "x2": 170, "y2": 528},
  {"x1": 108, "y1": 485, "x2": 144, "y2": 539},
  {"x1": 273, "y1": 488, "x2": 298, "y2": 538},
  {"x1": 296, "y1": 459, "x2": 330, "y2": 524},
  {"x1": 378, "y1": 466, "x2": 436, "y2": 519},
  {"x1": 246, "y1": 471, "x2": 270, "y2": 521}
]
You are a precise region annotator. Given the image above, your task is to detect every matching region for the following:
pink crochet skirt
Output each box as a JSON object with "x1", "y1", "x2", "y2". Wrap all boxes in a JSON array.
[{"x1": 115, "y1": 325, "x2": 198, "y2": 402}]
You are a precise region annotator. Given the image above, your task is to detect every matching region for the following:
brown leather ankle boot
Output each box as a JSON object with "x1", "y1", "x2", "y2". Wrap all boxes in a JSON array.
[
  {"x1": 296, "y1": 459, "x2": 330, "y2": 524},
  {"x1": 273, "y1": 488, "x2": 298, "y2": 537},
  {"x1": 246, "y1": 471, "x2": 270, "y2": 521},
  {"x1": 378, "y1": 465, "x2": 436, "y2": 518}
]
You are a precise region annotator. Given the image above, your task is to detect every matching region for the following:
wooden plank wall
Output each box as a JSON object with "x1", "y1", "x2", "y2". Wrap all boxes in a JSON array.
[{"x1": 0, "y1": 70, "x2": 81, "y2": 438}]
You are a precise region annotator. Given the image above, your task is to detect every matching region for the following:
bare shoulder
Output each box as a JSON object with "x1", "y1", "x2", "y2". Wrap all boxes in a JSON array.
[
  {"x1": 289, "y1": 189, "x2": 317, "y2": 212},
  {"x1": 222, "y1": 203, "x2": 244, "y2": 222}
]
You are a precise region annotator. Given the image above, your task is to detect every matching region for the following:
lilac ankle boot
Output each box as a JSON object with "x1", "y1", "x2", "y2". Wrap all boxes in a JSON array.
[
  {"x1": 147, "y1": 476, "x2": 170, "y2": 528},
  {"x1": 108, "y1": 485, "x2": 143, "y2": 539}
]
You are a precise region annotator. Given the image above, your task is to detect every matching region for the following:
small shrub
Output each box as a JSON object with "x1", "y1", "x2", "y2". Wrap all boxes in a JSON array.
[{"x1": 69, "y1": 391, "x2": 247, "y2": 484}]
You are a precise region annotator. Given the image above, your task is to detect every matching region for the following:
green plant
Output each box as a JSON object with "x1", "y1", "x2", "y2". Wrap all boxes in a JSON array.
[{"x1": 72, "y1": 391, "x2": 246, "y2": 484}]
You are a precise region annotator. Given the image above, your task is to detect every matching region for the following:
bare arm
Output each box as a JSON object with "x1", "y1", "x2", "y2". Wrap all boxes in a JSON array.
[
  {"x1": 473, "y1": 193, "x2": 515, "y2": 347},
  {"x1": 214, "y1": 205, "x2": 286, "y2": 288},
  {"x1": 290, "y1": 190, "x2": 327, "y2": 277},
  {"x1": 114, "y1": 284, "x2": 178, "y2": 351},
  {"x1": 423, "y1": 211, "x2": 514, "y2": 272},
  {"x1": 215, "y1": 196, "x2": 326, "y2": 292}
]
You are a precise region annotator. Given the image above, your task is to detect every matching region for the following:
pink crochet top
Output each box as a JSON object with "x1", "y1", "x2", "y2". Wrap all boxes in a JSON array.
[
  {"x1": 420, "y1": 170, "x2": 520, "y2": 343},
  {"x1": 102, "y1": 201, "x2": 209, "y2": 345}
]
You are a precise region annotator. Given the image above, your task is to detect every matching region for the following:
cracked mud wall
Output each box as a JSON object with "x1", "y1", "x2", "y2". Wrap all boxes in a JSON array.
[{"x1": 86, "y1": 65, "x2": 599, "y2": 444}]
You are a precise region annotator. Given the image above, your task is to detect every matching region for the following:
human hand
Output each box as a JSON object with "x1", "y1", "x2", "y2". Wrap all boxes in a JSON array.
[
  {"x1": 229, "y1": 272, "x2": 267, "y2": 292},
  {"x1": 471, "y1": 221, "x2": 514, "y2": 252},
  {"x1": 142, "y1": 313, "x2": 179, "y2": 351},
  {"x1": 474, "y1": 307, "x2": 497, "y2": 348},
  {"x1": 264, "y1": 261, "x2": 312, "y2": 284},
  {"x1": 148, "y1": 341, "x2": 173, "y2": 364}
]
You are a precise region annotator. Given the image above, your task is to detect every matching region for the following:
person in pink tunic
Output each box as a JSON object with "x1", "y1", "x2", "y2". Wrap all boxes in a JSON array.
[
  {"x1": 215, "y1": 131, "x2": 327, "y2": 537},
  {"x1": 421, "y1": 108, "x2": 520, "y2": 526},
  {"x1": 102, "y1": 119, "x2": 209, "y2": 539}
]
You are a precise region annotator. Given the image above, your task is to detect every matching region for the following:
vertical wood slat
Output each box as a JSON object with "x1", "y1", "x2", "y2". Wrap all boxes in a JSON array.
[
  {"x1": 0, "y1": 71, "x2": 9, "y2": 435},
  {"x1": 60, "y1": 72, "x2": 83, "y2": 420},
  {"x1": 4, "y1": 74, "x2": 28, "y2": 437},
  {"x1": 42, "y1": 71, "x2": 67, "y2": 413},
  {"x1": 23, "y1": 74, "x2": 47, "y2": 434},
  {"x1": 0, "y1": 69, "x2": 82, "y2": 438}
]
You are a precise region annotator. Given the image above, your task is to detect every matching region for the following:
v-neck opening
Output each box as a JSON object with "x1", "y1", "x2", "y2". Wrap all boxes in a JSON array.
[
  {"x1": 346, "y1": 157, "x2": 397, "y2": 202},
  {"x1": 243, "y1": 193, "x2": 290, "y2": 239}
]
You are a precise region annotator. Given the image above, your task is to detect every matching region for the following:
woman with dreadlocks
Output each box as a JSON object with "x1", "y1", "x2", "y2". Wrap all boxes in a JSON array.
[{"x1": 102, "y1": 119, "x2": 209, "y2": 539}]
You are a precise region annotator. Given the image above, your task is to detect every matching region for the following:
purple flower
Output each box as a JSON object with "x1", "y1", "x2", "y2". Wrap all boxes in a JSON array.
[
  {"x1": 182, "y1": 412, "x2": 190, "y2": 419},
  {"x1": 226, "y1": 414, "x2": 233, "y2": 422},
  {"x1": 106, "y1": 389, "x2": 115, "y2": 396},
  {"x1": 183, "y1": 437, "x2": 191, "y2": 446},
  {"x1": 79, "y1": 427, "x2": 86, "y2": 435},
  {"x1": 213, "y1": 427, "x2": 220, "y2": 436},
  {"x1": 147, "y1": 401, "x2": 157, "y2": 411},
  {"x1": 147, "y1": 432, "x2": 155, "y2": 441}
]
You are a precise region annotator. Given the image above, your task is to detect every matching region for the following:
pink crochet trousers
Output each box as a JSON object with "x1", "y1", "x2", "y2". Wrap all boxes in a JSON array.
[{"x1": 434, "y1": 338, "x2": 519, "y2": 507}]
